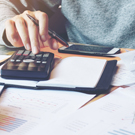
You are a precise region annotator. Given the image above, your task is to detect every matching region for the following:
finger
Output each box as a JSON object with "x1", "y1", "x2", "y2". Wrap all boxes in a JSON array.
[
  {"x1": 14, "y1": 16, "x2": 31, "y2": 50},
  {"x1": 5, "y1": 19, "x2": 23, "y2": 47},
  {"x1": 38, "y1": 35, "x2": 44, "y2": 48},
  {"x1": 25, "y1": 14, "x2": 40, "y2": 54},
  {"x1": 35, "y1": 11, "x2": 49, "y2": 42},
  {"x1": 51, "y1": 38, "x2": 59, "y2": 49},
  {"x1": 43, "y1": 37, "x2": 59, "y2": 50}
]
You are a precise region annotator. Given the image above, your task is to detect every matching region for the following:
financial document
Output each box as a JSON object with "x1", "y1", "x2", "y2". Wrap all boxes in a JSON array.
[
  {"x1": 111, "y1": 50, "x2": 135, "y2": 86},
  {"x1": 42, "y1": 87, "x2": 135, "y2": 135},
  {"x1": 0, "y1": 87, "x2": 95, "y2": 135},
  {"x1": 111, "y1": 60, "x2": 135, "y2": 86}
]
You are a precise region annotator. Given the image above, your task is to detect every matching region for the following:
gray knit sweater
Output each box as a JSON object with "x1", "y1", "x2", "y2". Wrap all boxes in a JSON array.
[{"x1": 0, "y1": 0, "x2": 135, "y2": 49}]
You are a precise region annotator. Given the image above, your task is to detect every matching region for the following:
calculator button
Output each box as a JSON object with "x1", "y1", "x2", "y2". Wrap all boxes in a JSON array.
[
  {"x1": 23, "y1": 50, "x2": 30, "y2": 56},
  {"x1": 36, "y1": 53, "x2": 43, "y2": 57},
  {"x1": 42, "y1": 57, "x2": 47, "y2": 61},
  {"x1": 31, "y1": 56, "x2": 36, "y2": 60},
  {"x1": 28, "y1": 62, "x2": 38, "y2": 71},
  {"x1": 24, "y1": 55, "x2": 36, "y2": 60},
  {"x1": 42, "y1": 61, "x2": 47, "y2": 64},
  {"x1": 18, "y1": 62, "x2": 28, "y2": 70},
  {"x1": 29, "y1": 52, "x2": 36, "y2": 59},
  {"x1": 38, "y1": 64, "x2": 46, "y2": 71},
  {"x1": 24, "y1": 55, "x2": 30, "y2": 59},
  {"x1": 10, "y1": 55, "x2": 19, "y2": 62},
  {"x1": 16, "y1": 50, "x2": 24, "y2": 55},
  {"x1": 16, "y1": 55, "x2": 25, "y2": 62},
  {"x1": 23, "y1": 59, "x2": 35, "y2": 63},
  {"x1": 7, "y1": 62, "x2": 19, "y2": 70},
  {"x1": 43, "y1": 53, "x2": 49, "y2": 57},
  {"x1": 36, "y1": 57, "x2": 42, "y2": 63},
  {"x1": 36, "y1": 61, "x2": 41, "y2": 64},
  {"x1": 29, "y1": 52, "x2": 35, "y2": 56}
]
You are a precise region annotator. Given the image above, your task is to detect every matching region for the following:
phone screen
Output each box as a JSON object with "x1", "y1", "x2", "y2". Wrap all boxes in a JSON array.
[
  {"x1": 58, "y1": 43, "x2": 120, "y2": 56},
  {"x1": 65, "y1": 45, "x2": 113, "y2": 53}
]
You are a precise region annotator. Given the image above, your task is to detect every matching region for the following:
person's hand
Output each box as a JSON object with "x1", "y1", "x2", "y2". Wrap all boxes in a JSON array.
[{"x1": 5, "y1": 10, "x2": 59, "y2": 54}]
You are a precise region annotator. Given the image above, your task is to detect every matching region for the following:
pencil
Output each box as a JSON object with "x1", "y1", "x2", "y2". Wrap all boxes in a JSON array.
[{"x1": 26, "y1": 14, "x2": 69, "y2": 47}]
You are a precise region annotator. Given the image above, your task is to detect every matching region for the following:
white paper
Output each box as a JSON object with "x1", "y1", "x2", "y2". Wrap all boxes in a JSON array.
[
  {"x1": 111, "y1": 60, "x2": 135, "y2": 86},
  {"x1": 0, "y1": 55, "x2": 11, "y2": 70},
  {"x1": 111, "y1": 50, "x2": 135, "y2": 86},
  {"x1": 37, "y1": 57, "x2": 107, "y2": 88},
  {"x1": 0, "y1": 55, "x2": 10, "y2": 61},
  {"x1": 42, "y1": 87, "x2": 135, "y2": 135},
  {"x1": 118, "y1": 84, "x2": 135, "y2": 98},
  {"x1": 114, "y1": 50, "x2": 135, "y2": 71},
  {"x1": 0, "y1": 87, "x2": 95, "y2": 135}
]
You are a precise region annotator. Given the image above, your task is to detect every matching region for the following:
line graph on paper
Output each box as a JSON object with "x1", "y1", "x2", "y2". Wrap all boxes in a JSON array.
[
  {"x1": 0, "y1": 88, "x2": 68, "y2": 113},
  {"x1": 121, "y1": 112, "x2": 135, "y2": 125},
  {"x1": 132, "y1": 112, "x2": 135, "y2": 124}
]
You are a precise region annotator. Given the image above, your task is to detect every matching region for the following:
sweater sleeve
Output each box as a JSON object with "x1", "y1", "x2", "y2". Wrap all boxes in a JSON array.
[{"x1": 0, "y1": 0, "x2": 61, "y2": 48}]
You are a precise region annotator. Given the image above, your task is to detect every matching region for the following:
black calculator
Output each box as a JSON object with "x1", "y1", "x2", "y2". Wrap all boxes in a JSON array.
[{"x1": 1, "y1": 50, "x2": 54, "y2": 80}]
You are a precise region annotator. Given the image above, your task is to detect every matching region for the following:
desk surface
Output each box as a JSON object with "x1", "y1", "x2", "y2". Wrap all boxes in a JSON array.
[
  {"x1": 0, "y1": 45, "x2": 134, "y2": 134},
  {"x1": 0, "y1": 43, "x2": 133, "y2": 104},
  {"x1": 41, "y1": 43, "x2": 133, "y2": 60}
]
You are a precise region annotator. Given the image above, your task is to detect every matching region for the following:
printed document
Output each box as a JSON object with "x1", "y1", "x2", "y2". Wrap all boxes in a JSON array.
[
  {"x1": 0, "y1": 87, "x2": 95, "y2": 135},
  {"x1": 41, "y1": 87, "x2": 135, "y2": 135},
  {"x1": 112, "y1": 50, "x2": 135, "y2": 86}
]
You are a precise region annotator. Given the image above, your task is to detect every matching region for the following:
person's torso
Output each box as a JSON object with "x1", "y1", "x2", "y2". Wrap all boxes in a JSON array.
[{"x1": 61, "y1": 0, "x2": 135, "y2": 48}]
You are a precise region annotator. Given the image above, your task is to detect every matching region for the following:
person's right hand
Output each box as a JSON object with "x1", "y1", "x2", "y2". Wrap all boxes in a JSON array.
[{"x1": 5, "y1": 10, "x2": 59, "y2": 54}]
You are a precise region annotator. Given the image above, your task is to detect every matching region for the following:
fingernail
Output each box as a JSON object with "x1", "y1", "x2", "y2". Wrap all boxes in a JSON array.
[
  {"x1": 41, "y1": 35, "x2": 47, "y2": 41},
  {"x1": 33, "y1": 46, "x2": 39, "y2": 54},
  {"x1": 25, "y1": 43, "x2": 31, "y2": 50},
  {"x1": 13, "y1": 38, "x2": 17, "y2": 42}
]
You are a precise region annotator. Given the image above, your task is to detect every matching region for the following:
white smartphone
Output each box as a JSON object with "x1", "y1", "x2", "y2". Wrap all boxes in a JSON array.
[{"x1": 58, "y1": 42, "x2": 120, "y2": 56}]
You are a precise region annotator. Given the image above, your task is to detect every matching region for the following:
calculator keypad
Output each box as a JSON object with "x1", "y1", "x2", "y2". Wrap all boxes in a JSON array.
[{"x1": 1, "y1": 50, "x2": 54, "y2": 80}]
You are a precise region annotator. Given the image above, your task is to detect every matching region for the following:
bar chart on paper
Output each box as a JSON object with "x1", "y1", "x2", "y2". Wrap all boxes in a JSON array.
[
  {"x1": 0, "y1": 109, "x2": 38, "y2": 135},
  {"x1": 0, "y1": 87, "x2": 94, "y2": 135},
  {"x1": 0, "y1": 88, "x2": 69, "y2": 135},
  {"x1": 108, "y1": 129, "x2": 135, "y2": 135},
  {"x1": 0, "y1": 114, "x2": 27, "y2": 132}
]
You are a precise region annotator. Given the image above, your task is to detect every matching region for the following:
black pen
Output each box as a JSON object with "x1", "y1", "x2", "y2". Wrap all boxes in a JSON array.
[{"x1": 26, "y1": 14, "x2": 69, "y2": 47}]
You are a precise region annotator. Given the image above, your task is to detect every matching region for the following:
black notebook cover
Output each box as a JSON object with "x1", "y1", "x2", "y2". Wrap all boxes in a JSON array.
[
  {"x1": 36, "y1": 60, "x2": 117, "y2": 94},
  {"x1": 0, "y1": 57, "x2": 117, "y2": 94}
]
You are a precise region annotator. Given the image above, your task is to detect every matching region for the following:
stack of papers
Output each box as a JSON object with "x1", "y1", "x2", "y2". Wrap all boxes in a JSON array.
[
  {"x1": 1, "y1": 51, "x2": 135, "y2": 135},
  {"x1": 111, "y1": 50, "x2": 135, "y2": 86},
  {"x1": 39, "y1": 86, "x2": 135, "y2": 135},
  {"x1": 0, "y1": 86, "x2": 95, "y2": 135}
]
